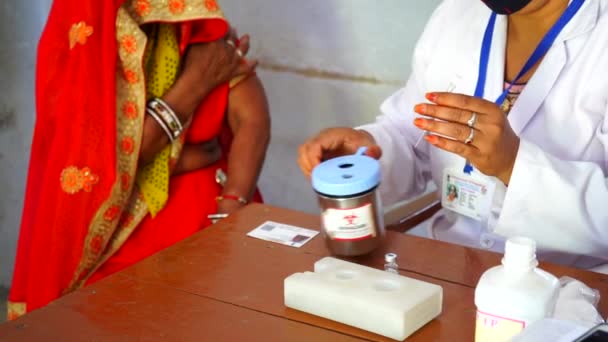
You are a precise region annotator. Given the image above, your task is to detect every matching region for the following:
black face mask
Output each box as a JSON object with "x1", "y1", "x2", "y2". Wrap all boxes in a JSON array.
[{"x1": 481, "y1": 0, "x2": 533, "y2": 14}]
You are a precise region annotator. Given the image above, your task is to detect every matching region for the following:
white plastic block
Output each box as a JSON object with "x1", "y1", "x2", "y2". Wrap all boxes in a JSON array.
[{"x1": 284, "y1": 257, "x2": 443, "y2": 341}]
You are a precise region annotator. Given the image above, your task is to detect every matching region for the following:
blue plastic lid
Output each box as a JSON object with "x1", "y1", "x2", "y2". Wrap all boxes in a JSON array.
[{"x1": 312, "y1": 147, "x2": 381, "y2": 197}]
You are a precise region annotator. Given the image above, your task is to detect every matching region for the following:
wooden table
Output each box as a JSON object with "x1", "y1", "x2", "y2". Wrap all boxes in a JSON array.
[{"x1": 1, "y1": 204, "x2": 607, "y2": 341}]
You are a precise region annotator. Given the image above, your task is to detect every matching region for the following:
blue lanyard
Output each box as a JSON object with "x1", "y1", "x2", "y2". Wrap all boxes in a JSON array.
[{"x1": 463, "y1": 0, "x2": 585, "y2": 174}]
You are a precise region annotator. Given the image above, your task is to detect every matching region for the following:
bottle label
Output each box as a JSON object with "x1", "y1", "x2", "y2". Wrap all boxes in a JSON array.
[
  {"x1": 322, "y1": 203, "x2": 376, "y2": 241},
  {"x1": 475, "y1": 310, "x2": 525, "y2": 342}
]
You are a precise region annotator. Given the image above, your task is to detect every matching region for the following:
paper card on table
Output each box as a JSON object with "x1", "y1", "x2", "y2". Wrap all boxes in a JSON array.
[{"x1": 247, "y1": 221, "x2": 319, "y2": 248}]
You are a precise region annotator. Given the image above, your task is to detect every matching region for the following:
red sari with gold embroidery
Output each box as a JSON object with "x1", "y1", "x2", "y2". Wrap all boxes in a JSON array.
[{"x1": 8, "y1": 0, "x2": 259, "y2": 319}]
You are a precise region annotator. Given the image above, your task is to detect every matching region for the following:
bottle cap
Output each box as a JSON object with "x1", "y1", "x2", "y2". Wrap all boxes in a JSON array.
[
  {"x1": 312, "y1": 147, "x2": 381, "y2": 197},
  {"x1": 385, "y1": 253, "x2": 397, "y2": 263},
  {"x1": 502, "y1": 237, "x2": 539, "y2": 269}
]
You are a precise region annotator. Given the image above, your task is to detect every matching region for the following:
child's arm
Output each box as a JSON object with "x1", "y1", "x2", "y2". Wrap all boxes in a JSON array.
[{"x1": 218, "y1": 74, "x2": 270, "y2": 214}]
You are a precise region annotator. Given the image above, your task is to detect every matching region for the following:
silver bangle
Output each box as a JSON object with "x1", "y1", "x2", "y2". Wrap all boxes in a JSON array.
[
  {"x1": 208, "y1": 213, "x2": 229, "y2": 225},
  {"x1": 154, "y1": 97, "x2": 183, "y2": 129},
  {"x1": 147, "y1": 98, "x2": 183, "y2": 140},
  {"x1": 146, "y1": 107, "x2": 175, "y2": 142}
]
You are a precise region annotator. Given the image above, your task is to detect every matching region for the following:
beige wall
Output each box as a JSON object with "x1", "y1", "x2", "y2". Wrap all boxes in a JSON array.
[
  {"x1": 0, "y1": 0, "x2": 52, "y2": 287},
  {"x1": 218, "y1": 0, "x2": 440, "y2": 213},
  {"x1": 0, "y1": 0, "x2": 441, "y2": 287}
]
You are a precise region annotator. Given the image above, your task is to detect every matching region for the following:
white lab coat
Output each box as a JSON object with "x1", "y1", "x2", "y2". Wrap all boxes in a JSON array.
[{"x1": 360, "y1": 0, "x2": 608, "y2": 268}]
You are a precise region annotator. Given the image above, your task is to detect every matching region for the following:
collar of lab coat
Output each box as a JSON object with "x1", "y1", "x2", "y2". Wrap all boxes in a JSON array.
[{"x1": 461, "y1": 0, "x2": 600, "y2": 135}]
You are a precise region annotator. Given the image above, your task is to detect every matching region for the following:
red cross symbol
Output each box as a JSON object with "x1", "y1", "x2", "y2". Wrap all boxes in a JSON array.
[{"x1": 343, "y1": 214, "x2": 358, "y2": 225}]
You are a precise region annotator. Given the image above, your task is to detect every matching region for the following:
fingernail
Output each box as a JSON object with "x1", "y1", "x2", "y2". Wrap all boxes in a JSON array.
[
  {"x1": 413, "y1": 118, "x2": 425, "y2": 128},
  {"x1": 414, "y1": 104, "x2": 426, "y2": 114},
  {"x1": 425, "y1": 135, "x2": 439, "y2": 145},
  {"x1": 426, "y1": 93, "x2": 438, "y2": 102}
]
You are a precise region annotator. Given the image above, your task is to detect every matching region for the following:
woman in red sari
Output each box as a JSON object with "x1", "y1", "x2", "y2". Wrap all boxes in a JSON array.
[{"x1": 8, "y1": 0, "x2": 270, "y2": 319}]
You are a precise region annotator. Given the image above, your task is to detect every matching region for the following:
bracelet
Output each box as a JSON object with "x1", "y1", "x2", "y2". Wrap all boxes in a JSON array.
[
  {"x1": 208, "y1": 213, "x2": 229, "y2": 224},
  {"x1": 146, "y1": 107, "x2": 174, "y2": 141},
  {"x1": 216, "y1": 194, "x2": 248, "y2": 205},
  {"x1": 215, "y1": 169, "x2": 227, "y2": 187},
  {"x1": 155, "y1": 97, "x2": 183, "y2": 130},
  {"x1": 147, "y1": 98, "x2": 183, "y2": 140}
]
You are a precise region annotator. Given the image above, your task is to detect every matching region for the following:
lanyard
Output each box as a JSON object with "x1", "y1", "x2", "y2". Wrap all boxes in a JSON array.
[{"x1": 463, "y1": 0, "x2": 586, "y2": 174}]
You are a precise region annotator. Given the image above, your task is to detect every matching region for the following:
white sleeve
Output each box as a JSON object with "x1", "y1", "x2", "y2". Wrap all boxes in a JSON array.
[
  {"x1": 495, "y1": 136, "x2": 608, "y2": 260},
  {"x1": 357, "y1": 0, "x2": 455, "y2": 206},
  {"x1": 358, "y1": 81, "x2": 431, "y2": 207}
]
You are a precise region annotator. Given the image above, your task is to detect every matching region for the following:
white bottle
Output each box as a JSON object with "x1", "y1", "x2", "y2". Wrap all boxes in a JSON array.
[{"x1": 474, "y1": 237, "x2": 560, "y2": 342}]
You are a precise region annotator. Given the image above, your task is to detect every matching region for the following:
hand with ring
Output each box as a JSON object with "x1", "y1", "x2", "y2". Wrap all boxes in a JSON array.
[
  {"x1": 224, "y1": 26, "x2": 245, "y2": 59},
  {"x1": 180, "y1": 26, "x2": 256, "y2": 100},
  {"x1": 413, "y1": 92, "x2": 520, "y2": 185}
]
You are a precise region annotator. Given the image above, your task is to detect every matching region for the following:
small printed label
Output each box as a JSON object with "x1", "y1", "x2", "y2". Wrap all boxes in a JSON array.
[
  {"x1": 247, "y1": 221, "x2": 319, "y2": 248},
  {"x1": 322, "y1": 203, "x2": 376, "y2": 241},
  {"x1": 475, "y1": 311, "x2": 525, "y2": 342}
]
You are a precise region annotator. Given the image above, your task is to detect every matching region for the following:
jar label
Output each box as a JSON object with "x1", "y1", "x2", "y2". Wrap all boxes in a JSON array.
[
  {"x1": 475, "y1": 310, "x2": 525, "y2": 342},
  {"x1": 322, "y1": 203, "x2": 376, "y2": 241}
]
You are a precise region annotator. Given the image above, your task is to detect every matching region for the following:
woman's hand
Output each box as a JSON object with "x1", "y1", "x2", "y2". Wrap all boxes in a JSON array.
[
  {"x1": 180, "y1": 33, "x2": 256, "y2": 97},
  {"x1": 413, "y1": 92, "x2": 520, "y2": 185},
  {"x1": 140, "y1": 30, "x2": 257, "y2": 165},
  {"x1": 297, "y1": 127, "x2": 382, "y2": 178},
  {"x1": 162, "y1": 32, "x2": 257, "y2": 122}
]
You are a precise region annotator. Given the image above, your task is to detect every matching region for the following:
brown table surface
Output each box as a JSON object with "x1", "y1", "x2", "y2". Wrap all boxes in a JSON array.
[{"x1": 1, "y1": 204, "x2": 607, "y2": 341}]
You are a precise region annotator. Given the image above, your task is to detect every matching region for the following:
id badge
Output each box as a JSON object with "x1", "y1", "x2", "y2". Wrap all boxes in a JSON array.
[{"x1": 442, "y1": 168, "x2": 496, "y2": 221}]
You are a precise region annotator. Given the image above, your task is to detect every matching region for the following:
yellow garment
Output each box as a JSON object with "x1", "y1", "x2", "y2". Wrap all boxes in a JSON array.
[
  {"x1": 136, "y1": 25, "x2": 250, "y2": 217},
  {"x1": 136, "y1": 24, "x2": 180, "y2": 217}
]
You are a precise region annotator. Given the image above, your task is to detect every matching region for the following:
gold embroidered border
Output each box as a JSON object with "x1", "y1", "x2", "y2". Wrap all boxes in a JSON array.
[
  {"x1": 128, "y1": 0, "x2": 224, "y2": 25},
  {"x1": 7, "y1": 301, "x2": 26, "y2": 321},
  {"x1": 68, "y1": 2, "x2": 224, "y2": 290},
  {"x1": 91, "y1": 190, "x2": 149, "y2": 277},
  {"x1": 66, "y1": 7, "x2": 148, "y2": 291},
  {"x1": 64, "y1": 0, "x2": 228, "y2": 293},
  {"x1": 95, "y1": 20, "x2": 187, "y2": 264}
]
